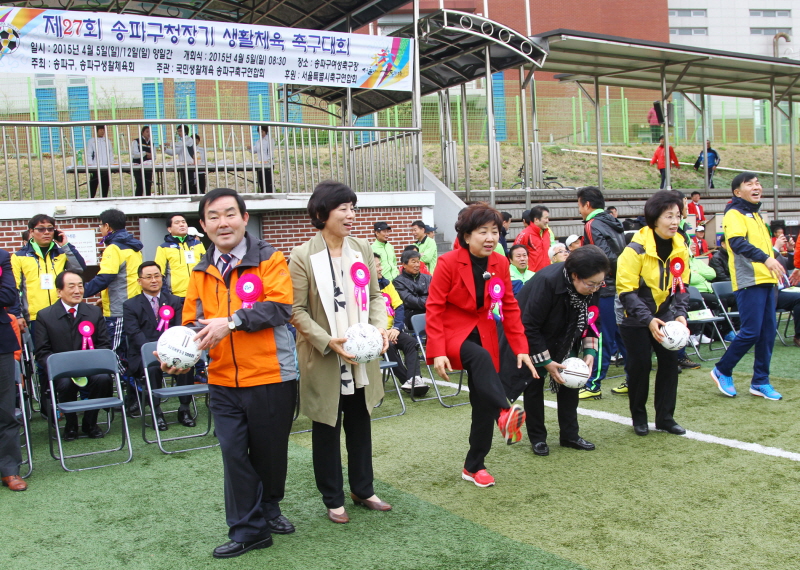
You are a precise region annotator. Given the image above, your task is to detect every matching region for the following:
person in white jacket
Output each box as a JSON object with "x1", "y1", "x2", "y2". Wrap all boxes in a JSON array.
[
  {"x1": 130, "y1": 125, "x2": 154, "y2": 197},
  {"x1": 249, "y1": 125, "x2": 273, "y2": 193},
  {"x1": 194, "y1": 133, "x2": 207, "y2": 195},
  {"x1": 86, "y1": 125, "x2": 115, "y2": 198},
  {"x1": 164, "y1": 124, "x2": 196, "y2": 195}
]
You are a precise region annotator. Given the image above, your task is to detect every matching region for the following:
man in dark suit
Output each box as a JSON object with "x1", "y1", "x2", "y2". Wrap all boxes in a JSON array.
[
  {"x1": 35, "y1": 270, "x2": 112, "y2": 441},
  {"x1": 123, "y1": 261, "x2": 195, "y2": 431}
]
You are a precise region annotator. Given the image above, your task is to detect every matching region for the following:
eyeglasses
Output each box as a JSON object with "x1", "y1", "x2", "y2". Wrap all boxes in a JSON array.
[
  {"x1": 658, "y1": 214, "x2": 682, "y2": 222},
  {"x1": 33, "y1": 227, "x2": 55, "y2": 233},
  {"x1": 580, "y1": 279, "x2": 606, "y2": 290}
]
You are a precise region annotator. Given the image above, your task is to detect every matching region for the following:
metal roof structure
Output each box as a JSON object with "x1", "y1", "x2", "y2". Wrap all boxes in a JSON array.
[
  {"x1": 300, "y1": 9, "x2": 547, "y2": 117},
  {"x1": 2, "y1": 0, "x2": 409, "y2": 32},
  {"x1": 534, "y1": 29, "x2": 800, "y2": 100}
]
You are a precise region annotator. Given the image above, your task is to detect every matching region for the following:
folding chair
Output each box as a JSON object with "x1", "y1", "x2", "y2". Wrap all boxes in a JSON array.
[
  {"x1": 140, "y1": 342, "x2": 217, "y2": 454},
  {"x1": 46, "y1": 349, "x2": 132, "y2": 472},
  {"x1": 711, "y1": 281, "x2": 740, "y2": 335},
  {"x1": 409, "y1": 314, "x2": 467, "y2": 408},
  {"x1": 775, "y1": 304, "x2": 794, "y2": 347},
  {"x1": 371, "y1": 359, "x2": 406, "y2": 421},
  {"x1": 20, "y1": 329, "x2": 40, "y2": 409},
  {"x1": 14, "y1": 359, "x2": 32, "y2": 479},
  {"x1": 686, "y1": 286, "x2": 728, "y2": 362}
]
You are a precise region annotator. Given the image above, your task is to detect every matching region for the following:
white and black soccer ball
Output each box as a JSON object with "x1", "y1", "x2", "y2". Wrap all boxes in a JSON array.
[
  {"x1": 343, "y1": 322, "x2": 383, "y2": 363},
  {"x1": 560, "y1": 357, "x2": 591, "y2": 389},
  {"x1": 156, "y1": 326, "x2": 201, "y2": 369},
  {"x1": 660, "y1": 320, "x2": 689, "y2": 351}
]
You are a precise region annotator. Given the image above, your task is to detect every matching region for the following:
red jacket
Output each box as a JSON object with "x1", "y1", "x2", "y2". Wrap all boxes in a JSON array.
[
  {"x1": 687, "y1": 201, "x2": 705, "y2": 222},
  {"x1": 650, "y1": 145, "x2": 679, "y2": 170},
  {"x1": 425, "y1": 247, "x2": 527, "y2": 371},
  {"x1": 692, "y1": 236, "x2": 709, "y2": 255},
  {"x1": 513, "y1": 224, "x2": 551, "y2": 272}
]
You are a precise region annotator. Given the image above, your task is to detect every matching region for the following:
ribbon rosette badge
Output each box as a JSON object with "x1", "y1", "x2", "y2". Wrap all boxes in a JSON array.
[
  {"x1": 670, "y1": 258, "x2": 686, "y2": 294},
  {"x1": 350, "y1": 262, "x2": 370, "y2": 311},
  {"x1": 488, "y1": 277, "x2": 505, "y2": 321},
  {"x1": 584, "y1": 305, "x2": 600, "y2": 338},
  {"x1": 156, "y1": 305, "x2": 174, "y2": 331},
  {"x1": 78, "y1": 320, "x2": 95, "y2": 350},
  {"x1": 235, "y1": 274, "x2": 263, "y2": 309},
  {"x1": 382, "y1": 292, "x2": 395, "y2": 317}
]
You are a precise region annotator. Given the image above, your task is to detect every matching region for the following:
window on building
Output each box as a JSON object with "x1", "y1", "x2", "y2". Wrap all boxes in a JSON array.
[
  {"x1": 670, "y1": 28, "x2": 708, "y2": 35},
  {"x1": 750, "y1": 27, "x2": 792, "y2": 35},
  {"x1": 750, "y1": 10, "x2": 791, "y2": 18},
  {"x1": 668, "y1": 9, "x2": 707, "y2": 17}
]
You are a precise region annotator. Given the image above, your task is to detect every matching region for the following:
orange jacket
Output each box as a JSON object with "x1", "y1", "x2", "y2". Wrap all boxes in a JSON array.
[
  {"x1": 182, "y1": 234, "x2": 297, "y2": 388},
  {"x1": 650, "y1": 145, "x2": 679, "y2": 169}
]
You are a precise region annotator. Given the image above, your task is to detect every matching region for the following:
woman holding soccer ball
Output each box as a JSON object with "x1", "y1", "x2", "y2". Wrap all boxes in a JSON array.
[
  {"x1": 290, "y1": 181, "x2": 390, "y2": 524},
  {"x1": 616, "y1": 190, "x2": 691, "y2": 436}
]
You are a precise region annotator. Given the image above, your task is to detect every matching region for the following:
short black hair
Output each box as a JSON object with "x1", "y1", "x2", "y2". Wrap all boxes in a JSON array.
[
  {"x1": 55, "y1": 270, "x2": 83, "y2": 290},
  {"x1": 99, "y1": 209, "x2": 126, "y2": 230},
  {"x1": 96, "y1": 124, "x2": 106, "y2": 131},
  {"x1": 455, "y1": 203, "x2": 503, "y2": 248},
  {"x1": 530, "y1": 205, "x2": 549, "y2": 223},
  {"x1": 199, "y1": 188, "x2": 247, "y2": 221},
  {"x1": 501, "y1": 211, "x2": 512, "y2": 222},
  {"x1": 411, "y1": 220, "x2": 426, "y2": 230},
  {"x1": 401, "y1": 250, "x2": 421, "y2": 264},
  {"x1": 306, "y1": 180, "x2": 357, "y2": 230},
  {"x1": 28, "y1": 214, "x2": 55, "y2": 230},
  {"x1": 564, "y1": 245, "x2": 610, "y2": 280},
  {"x1": 166, "y1": 213, "x2": 186, "y2": 228},
  {"x1": 137, "y1": 261, "x2": 161, "y2": 278},
  {"x1": 672, "y1": 190, "x2": 686, "y2": 201},
  {"x1": 731, "y1": 171, "x2": 758, "y2": 193},
  {"x1": 179, "y1": 124, "x2": 191, "y2": 136},
  {"x1": 577, "y1": 186, "x2": 605, "y2": 210},
  {"x1": 606, "y1": 206, "x2": 617, "y2": 212},
  {"x1": 508, "y1": 244, "x2": 527, "y2": 257},
  {"x1": 690, "y1": 191, "x2": 701, "y2": 198},
  {"x1": 373, "y1": 252, "x2": 381, "y2": 259},
  {"x1": 260, "y1": 125, "x2": 270, "y2": 135},
  {"x1": 644, "y1": 190, "x2": 684, "y2": 229},
  {"x1": 141, "y1": 125, "x2": 150, "y2": 135},
  {"x1": 403, "y1": 244, "x2": 419, "y2": 252},
  {"x1": 521, "y1": 209, "x2": 531, "y2": 225}
]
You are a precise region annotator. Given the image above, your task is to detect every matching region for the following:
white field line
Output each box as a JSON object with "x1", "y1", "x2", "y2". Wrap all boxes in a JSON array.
[{"x1": 425, "y1": 379, "x2": 800, "y2": 462}]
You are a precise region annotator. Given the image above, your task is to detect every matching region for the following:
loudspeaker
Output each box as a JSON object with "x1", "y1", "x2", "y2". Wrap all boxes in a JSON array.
[{"x1": 653, "y1": 101, "x2": 675, "y2": 127}]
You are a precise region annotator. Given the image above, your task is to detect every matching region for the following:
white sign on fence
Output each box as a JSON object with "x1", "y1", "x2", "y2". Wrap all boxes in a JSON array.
[
  {"x1": 64, "y1": 229, "x2": 98, "y2": 266},
  {"x1": 0, "y1": 7, "x2": 414, "y2": 91}
]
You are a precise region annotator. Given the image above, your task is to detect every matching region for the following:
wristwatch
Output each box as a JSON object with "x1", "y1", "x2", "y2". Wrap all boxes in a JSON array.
[{"x1": 227, "y1": 316, "x2": 236, "y2": 331}]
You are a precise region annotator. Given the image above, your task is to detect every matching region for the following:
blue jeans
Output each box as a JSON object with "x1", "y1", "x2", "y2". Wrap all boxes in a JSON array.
[
  {"x1": 715, "y1": 285, "x2": 776, "y2": 386},
  {"x1": 588, "y1": 295, "x2": 627, "y2": 390}
]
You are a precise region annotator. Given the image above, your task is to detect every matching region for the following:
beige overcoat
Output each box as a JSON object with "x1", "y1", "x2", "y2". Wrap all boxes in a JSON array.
[{"x1": 290, "y1": 233, "x2": 386, "y2": 427}]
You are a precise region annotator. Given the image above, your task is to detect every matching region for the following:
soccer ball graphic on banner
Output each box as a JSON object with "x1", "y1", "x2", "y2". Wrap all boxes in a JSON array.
[
  {"x1": 0, "y1": 25, "x2": 21, "y2": 55},
  {"x1": 660, "y1": 320, "x2": 689, "y2": 351},
  {"x1": 343, "y1": 323, "x2": 383, "y2": 363},
  {"x1": 157, "y1": 326, "x2": 202, "y2": 369},
  {"x1": 560, "y1": 357, "x2": 591, "y2": 389}
]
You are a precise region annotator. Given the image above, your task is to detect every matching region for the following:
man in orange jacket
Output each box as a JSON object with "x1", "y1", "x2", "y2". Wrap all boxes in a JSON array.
[
  {"x1": 172, "y1": 188, "x2": 297, "y2": 559},
  {"x1": 650, "y1": 135, "x2": 680, "y2": 189}
]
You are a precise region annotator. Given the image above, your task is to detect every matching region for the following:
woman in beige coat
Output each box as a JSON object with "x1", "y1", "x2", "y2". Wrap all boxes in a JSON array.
[{"x1": 290, "y1": 181, "x2": 390, "y2": 524}]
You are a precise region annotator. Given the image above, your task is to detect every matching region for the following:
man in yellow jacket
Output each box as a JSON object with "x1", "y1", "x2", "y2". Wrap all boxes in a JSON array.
[
  {"x1": 154, "y1": 213, "x2": 206, "y2": 298},
  {"x1": 710, "y1": 172, "x2": 786, "y2": 401}
]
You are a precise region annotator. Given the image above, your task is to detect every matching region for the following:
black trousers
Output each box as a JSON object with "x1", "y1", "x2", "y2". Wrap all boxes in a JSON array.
[
  {"x1": 208, "y1": 381, "x2": 296, "y2": 542},
  {"x1": 312, "y1": 387, "x2": 375, "y2": 509},
  {"x1": 659, "y1": 168, "x2": 667, "y2": 189},
  {"x1": 143, "y1": 362, "x2": 193, "y2": 409},
  {"x1": 177, "y1": 168, "x2": 198, "y2": 195},
  {"x1": 524, "y1": 366, "x2": 579, "y2": 443},
  {"x1": 460, "y1": 340, "x2": 509, "y2": 473},
  {"x1": 256, "y1": 167, "x2": 274, "y2": 193},
  {"x1": 133, "y1": 168, "x2": 152, "y2": 196},
  {"x1": 54, "y1": 373, "x2": 113, "y2": 429},
  {"x1": 620, "y1": 325, "x2": 679, "y2": 428},
  {"x1": 0, "y1": 352, "x2": 21, "y2": 478},
  {"x1": 89, "y1": 171, "x2": 110, "y2": 198},
  {"x1": 385, "y1": 331, "x2": 420, "y2": 383}
]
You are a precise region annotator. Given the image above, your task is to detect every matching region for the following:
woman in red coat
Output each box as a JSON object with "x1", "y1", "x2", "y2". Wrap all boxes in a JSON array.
[{"x1": 426, "y1": 203, "x2": 536, "y2": 488}]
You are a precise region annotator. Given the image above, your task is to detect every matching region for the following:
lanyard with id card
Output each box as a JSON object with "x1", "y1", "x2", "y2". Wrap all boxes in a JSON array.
[
  {"x1": 40, "y1": 273, "x2": 54, "y2": 290},
  {"x1": 183, "y1": 249, "x2": 195, "y2": 264}
]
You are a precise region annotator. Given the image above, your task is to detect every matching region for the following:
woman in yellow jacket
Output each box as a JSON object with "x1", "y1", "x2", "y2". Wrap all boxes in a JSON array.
[{"x1": 616, "y1": 191, "x2": 691, "y2": 437}]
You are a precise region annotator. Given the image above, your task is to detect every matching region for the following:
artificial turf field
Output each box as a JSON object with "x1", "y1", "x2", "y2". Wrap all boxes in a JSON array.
[{"x1": 3, "y1": 340, "x2": 800, "y2": 570}]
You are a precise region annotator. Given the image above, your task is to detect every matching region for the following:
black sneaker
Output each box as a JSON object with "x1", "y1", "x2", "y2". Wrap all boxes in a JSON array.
[{"x1": 678, "y1": 357, "x2": 701, "y2": 370}]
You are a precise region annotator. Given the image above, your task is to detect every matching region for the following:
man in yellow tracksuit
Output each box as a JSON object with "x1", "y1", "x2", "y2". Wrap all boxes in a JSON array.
[
  {"x1": 155, "y1": 213, "x2": 206, "y2": 298},
  {"x1": 710, "y1": 172, "x2": 786, "y2": 401}
]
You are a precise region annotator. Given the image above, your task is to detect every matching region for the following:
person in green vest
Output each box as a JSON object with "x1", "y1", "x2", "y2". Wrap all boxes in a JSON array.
[
  {"x1": 411, "y1": 220, "x2": 437, "y2": 274},
  {"x1": 508, "y1": 244, "x2": 535, "y2": 296},
  {"x1": 371, "y1": 221, "x2": 398, "y2": 282}
]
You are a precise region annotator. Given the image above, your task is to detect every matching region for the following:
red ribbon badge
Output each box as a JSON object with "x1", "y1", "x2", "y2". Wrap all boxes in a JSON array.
[
  {"x1": 488, "y1": 277, "x2": 505, "y2": 321},
  {"x1": 382, "y1": 292, "x2": 395, "y2": 317},
  {"x1": 235, "y1": 274, "x2": 263, "y2": 309},
  {"x1": 584, "y1": 305, "x2": 600, "y2": 338},
  {"x1": 78, "y1": 320, "x2": 95, "y2": 350},
  {"x1": 156, "y1": 305, "x2": 174, "y2": 331},
  {"x1": 670, "y1": 258, "x2": 686, "y2": 294},
  {"x1": 350, "y1": 262, "x2": 370, "y2": 311}
]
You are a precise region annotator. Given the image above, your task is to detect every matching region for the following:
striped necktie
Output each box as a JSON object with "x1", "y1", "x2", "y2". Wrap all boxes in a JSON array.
[{"x1": 219, "y1": 253, "x2": 233, "y2": 278}]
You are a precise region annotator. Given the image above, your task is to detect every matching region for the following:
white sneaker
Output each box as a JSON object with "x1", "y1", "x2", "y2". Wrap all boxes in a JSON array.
[
  {"x1": 690, "y1": 335, "x2": 700, "y2": 346},
  {"x1": 413, "y1": 376, "x2": 429, "y2": 385},
  {"x1": 400, "y1": 379, "x2": 415, "y2": 391},
  {"x1": 699, "y1": 334, "x2": 713, "y2": 344},
  {"x1": 401, "y1": 376, "x2": 428, "y2": 391}
]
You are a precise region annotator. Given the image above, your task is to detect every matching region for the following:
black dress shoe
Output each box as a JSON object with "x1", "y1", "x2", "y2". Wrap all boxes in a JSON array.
[
  {"x1": 178, "y1": 409, "x2": 196, "y2": 428},
  {"x1": 266, "y1": 514, "x2": 295, "y2": 534},
  {"x1": 126, "y1": 400, "x2": 141, "y2": 418},
  {"x1": 83, "y1": 425, "x2": 104, "y2": 439},
  {"x1": 656, "y1": 423, "x2": 686, "y2": 435},
  {"x1": 63, "y1": 427, "x2": 79, "y2": 441},
  {"x1": 560, "y1": 437, "x2": 596, "y2": 451},
  {"x1": 633, "y1": 424, "x2": 649, "y2": 436},
  {"x1": 212, "y1": 536, "x2": 273, "y2": 559},
  {"x1": 156, "y1": 415, "x2": 168, "y2": 431},
  {"x1": 532, "y1": 441, "x2": 550, "y2": 456}
]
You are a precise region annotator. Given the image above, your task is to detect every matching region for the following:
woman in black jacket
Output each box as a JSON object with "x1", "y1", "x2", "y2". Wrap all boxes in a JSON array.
[{"x1": 501, "y1": 246, "x2": 610, "y2": 456}]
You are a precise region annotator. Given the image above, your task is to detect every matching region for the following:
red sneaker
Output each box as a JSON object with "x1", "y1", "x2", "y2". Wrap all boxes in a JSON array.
[
  {"x1": 497, "y1": 404, "x2": 526, "y2": 445},
  {"x1": 462, "y1": 468, "x2": 495, "y2": 487}
]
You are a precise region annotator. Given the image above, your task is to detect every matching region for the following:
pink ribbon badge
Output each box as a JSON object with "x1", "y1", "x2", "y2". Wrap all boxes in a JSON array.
[
  {"x1": 584, "y1": 305, "x2": 600, "y2": 338},
  {"x1": 350, "y1": 262, "x2": 370, "y2": 311},
  {"x1": 382, "y1": 292, "x2": 395, "y2": 317},
  {"x1": 156, "y1": 305, "x2": 174, "y2": 331},
  {"x1": 78, "y1": 321, "x2": 95, "y2": 350},
  {"x1": 235, "y1": 274, "x2": 263, "y2": 309},
  {"x1": 488, "y1": 277, "x2": 505, "y2": 321}
]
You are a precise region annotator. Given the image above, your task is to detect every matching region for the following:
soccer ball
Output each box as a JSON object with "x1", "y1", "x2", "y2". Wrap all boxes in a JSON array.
[
  {"x1": 0, "y1": 26, "x2": 20, "y2": 55},
  {"x1": 560, "y1": 357, "x2": 591, "y2": 389},
  {"x1": 660, "y1": 320, "x2": 689, "y2": 351},
  {"x1": 343, "y1": 322, "x2": 383, "y2": 363},
  {"x1": 156, "y1": 326, "x2": 201, "y2": 369}
]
